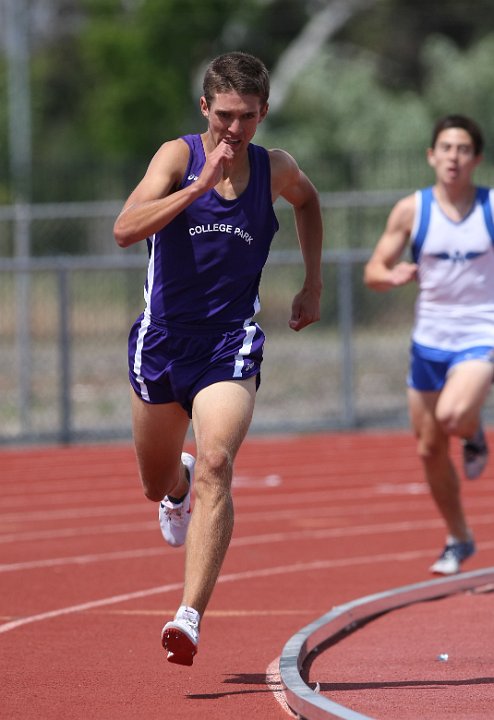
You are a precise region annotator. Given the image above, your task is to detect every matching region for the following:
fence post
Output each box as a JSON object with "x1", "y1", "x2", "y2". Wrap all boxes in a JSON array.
[
  {"x1": 14, "y1": 203, "x2": 32, "y2": 435},
  {"x1": 58, "y1": 266, "x2": 72, "y2": 443},
  {"x1": 337, "y1": 255, "x2": 356, "y2": 427}
]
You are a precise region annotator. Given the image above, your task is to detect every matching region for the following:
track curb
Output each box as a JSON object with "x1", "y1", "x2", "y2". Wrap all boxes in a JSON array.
[{"x1": 279, "y1": 566, "x2": 494, "y2": 719}]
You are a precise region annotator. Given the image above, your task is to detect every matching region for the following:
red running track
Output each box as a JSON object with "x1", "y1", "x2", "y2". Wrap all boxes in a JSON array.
[{"x1": 1, "y1": 430, "x2": 494, "y2": 720}]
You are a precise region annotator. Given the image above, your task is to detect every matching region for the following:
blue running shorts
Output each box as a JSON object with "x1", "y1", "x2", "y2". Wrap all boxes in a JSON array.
[
  {"x1": 407, "y1": 341, "x2": 494, "y2": 392},
  {"x1": 128, "y1": 314, "x2": 264, "y2": 416}
]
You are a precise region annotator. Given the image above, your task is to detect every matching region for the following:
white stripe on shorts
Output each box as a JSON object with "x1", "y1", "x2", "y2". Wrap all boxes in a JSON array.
[
  {"x1": 133, "y1": 313, "x2": 151, "y2": 402},
  {"x1": 233, "y1": 320, "x2": 256, "y2": 378},
  {"x1": 133, "y1": 237, "x2": 156, "y2": 401}
]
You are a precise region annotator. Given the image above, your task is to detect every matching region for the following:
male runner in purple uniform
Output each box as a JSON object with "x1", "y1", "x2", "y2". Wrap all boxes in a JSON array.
[{"x1": 114, "y1": 52, "x2": 323, "y2": 666}]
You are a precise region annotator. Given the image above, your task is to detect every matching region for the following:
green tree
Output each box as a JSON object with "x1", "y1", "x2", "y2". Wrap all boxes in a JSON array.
[
  {"x1": 422, "y1": 32, "x2": 494, "y2": 164},
  {"x1": 33, "y1": 0, "x2": 240, "y2": 164},
  {"x1": 337, "y1": 0, "x2": 494, "y2": 90},
  {"x1": 6, "y1": 0, "x2": 494, "y2": 202}
]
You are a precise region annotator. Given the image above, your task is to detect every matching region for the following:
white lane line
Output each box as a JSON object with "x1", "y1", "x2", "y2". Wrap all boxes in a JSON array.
[
  {"x1": 3, "y1": 522, "x2": 494, "y2": 575},
  {"x1": 266, "y1": 657, "x2": 298, "y2": 717},
  {"x1": 1, "y1": 546, "x2": 492, "y2": 636},
  {"x1": 0, "y1": 521, "x2": 157, "y2": 544},
  {"x1": 0, "y1": 496, "x2": 494, "y2": 544},
  {"x1": 0, "y1": 517, "x2": 451, "y2": 571},
  {"x1": 0, "y1": 581, "x2": 182, "y2": 635},
  {"x1": 232, "y1": 474, "x2": 282, "y2": 487},
  {"x1": 0, "y1": 547, "x2": 166, "y2": 572},
  {"x1": 0, "y1": 476, "x2": 282, "y2": 509},
  {"x1": 0, "y1": 503, "x2": 148, "y2": 524},
  {"x1": 3, "y1": 484, "x2": 493, "y2": 526}
]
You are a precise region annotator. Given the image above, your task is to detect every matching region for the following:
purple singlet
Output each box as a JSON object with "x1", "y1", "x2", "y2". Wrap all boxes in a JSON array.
[
  {"x1": 143, "y1": 134, "x2": 279, "y2": 329},
  {"x1": 128, "y1": 135, "x2": 279, "y2": 412}
]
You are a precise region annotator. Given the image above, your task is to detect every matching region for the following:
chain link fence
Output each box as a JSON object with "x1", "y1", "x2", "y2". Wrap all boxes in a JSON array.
[{"x1": 1, "y1": 194, "x2": 493, "y2": 444}]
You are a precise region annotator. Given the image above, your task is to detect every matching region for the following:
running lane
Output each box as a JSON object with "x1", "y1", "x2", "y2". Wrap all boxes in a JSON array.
[{"x1": 1, "y1": 431, "x2": 493, "y2": 719}]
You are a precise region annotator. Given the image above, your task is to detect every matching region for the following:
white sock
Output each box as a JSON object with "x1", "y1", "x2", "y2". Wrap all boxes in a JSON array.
[{"x1": 176, "y1": 605, "x2": 200, "y2": 625}]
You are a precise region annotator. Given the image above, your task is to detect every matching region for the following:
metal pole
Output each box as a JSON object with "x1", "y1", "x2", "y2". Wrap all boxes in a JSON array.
[
  {"x1": 337, "y1": 257, "x2": 356, "y2": 427},
  {"x1": 58, "y1": 268, "x2": 72, "y2": 443},
  {"x1": 5, "y1": 0, "x2": 33, "y2": 435},
  {"x1": 5, "y1": 0, "x2": 32, "y2": 200}
]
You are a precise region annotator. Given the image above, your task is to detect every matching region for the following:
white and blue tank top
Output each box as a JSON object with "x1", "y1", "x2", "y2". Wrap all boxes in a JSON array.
[
  {"x1": 142, "y1": 134, "x2": 279, "y2": 330},
  {"x1": 410, "y1": 185, "x2": 494, "y2": 350}
]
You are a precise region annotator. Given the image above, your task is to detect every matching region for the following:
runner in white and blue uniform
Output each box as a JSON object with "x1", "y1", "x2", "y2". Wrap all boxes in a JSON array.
[
  {"x1": 365, "y1": 114, "x2": 494, "y2": 578},
  {"x1": 409, "y1": 184, "x2": 494, "y2": 379},
  {"x1": 114, "y1": 52, "x2": 323, "y2": 666}
]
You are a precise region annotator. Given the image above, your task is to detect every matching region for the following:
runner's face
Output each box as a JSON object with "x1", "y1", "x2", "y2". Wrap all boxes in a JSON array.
[
  {"x1": 200, "y1": 92, "x2": 268, "y2": 153},
  {"x1": 427, "y1": 128, "x2": 481, "y2": 184}
]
